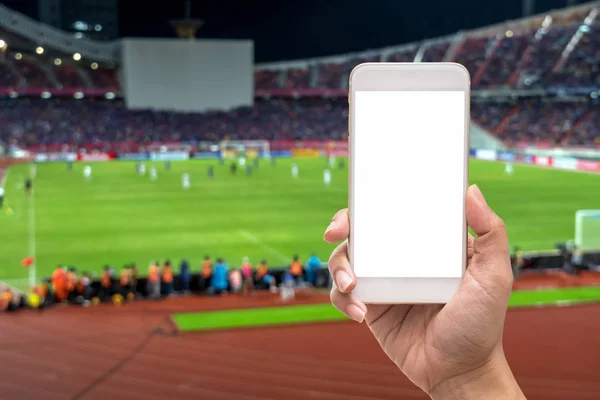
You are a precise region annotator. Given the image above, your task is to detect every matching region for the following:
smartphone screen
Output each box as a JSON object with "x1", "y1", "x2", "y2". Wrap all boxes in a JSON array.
[{"x1": 353, "y1": 90, "x2": 466, "y2": 278}]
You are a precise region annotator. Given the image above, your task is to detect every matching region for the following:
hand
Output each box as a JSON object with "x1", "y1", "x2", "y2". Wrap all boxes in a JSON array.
[{"x1": 325, "y1": 184, "x2": 526, "y2": 399}]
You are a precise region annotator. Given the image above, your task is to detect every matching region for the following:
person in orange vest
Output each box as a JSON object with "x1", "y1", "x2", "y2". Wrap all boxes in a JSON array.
[
  {"x1": 100, "y1": 265, "x2": 113, "y2": 300},
  {"x1": 40, "y1": 278, "x2": 53, "y2": 306},
  {"x1": 200, "y1": 255, "x2": 213, "y2": 293},
  {"x1": 0, "y1": 288, "x2": 15, "y2": 312},
  {"x1": 52, "y1": 266, "x2": 68, "y2": 303},
  {"x1": 32, "y1": 283, "x2": 46, "y2": 304},
  {"x1": 255, "y1": 259, "x2": 276, "y2": 291},
  {"x1": 289, "y1": 255, "x2": 304, "y2": 284},
  {"x1": 162, "y1": 260, "x2": 174, "y2": 296},
  {"x1": 120, "y1": 266, "x2": 133, "y2": 299},
  {"x1": 66, "y1": 267, "x2": 78, "y2": 303},
  {"x1": 147, "y1": 261, "x2": 161, "y2": 300}
]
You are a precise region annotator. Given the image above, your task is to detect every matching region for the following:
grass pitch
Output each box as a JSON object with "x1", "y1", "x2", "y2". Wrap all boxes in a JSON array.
[
  {"x1": 1, "y1": 158, "x2": 599, "y2": 283},
  {"x1": 172, "y1": 286, "x2": 600, "y2": 332}
]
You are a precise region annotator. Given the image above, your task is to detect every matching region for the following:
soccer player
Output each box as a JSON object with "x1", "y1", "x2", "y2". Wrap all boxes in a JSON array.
[
  {"x1": 328, "y1": 155, "x2": 336, "y2": 168},
  {"x1": 230, "y1": 162, "x2": 238, "y2": 175},
  {"x1": 323, "y1": 169, "x2": 332, "y2": 186},
  {"x1": 291, "y1": 163, "x2": 299, "y2": 178},
  {"x1": 182, "y1": 173, "x2": 190, "y2": 190},
  {"x1": 208, "y1": 166, "x2": 214, "y2": 179},
  {"x1": 0, "y1": 185, "x2": 4, "y2": 209},
  {"x1": 138, "y1": 163, "x2": 146, "y2": 176},
  {"x1": 238, "y1": 157, "x2": 246, "y2": 167},
  {"x1": 150, "y1": 166, "x2": 158, "y2": 181},
  {"x1": 83, "y1": 165, "x2": 92, "y2": 181},
  {"x1": 164, "y1": 161, "x2": 171, "y2": 171},
  {"x1": 505, "y1": 162, "x2": 514, "y2": 175},
  {"x1": 25, "y1": 178, "x2": 32, "y2": 195}
]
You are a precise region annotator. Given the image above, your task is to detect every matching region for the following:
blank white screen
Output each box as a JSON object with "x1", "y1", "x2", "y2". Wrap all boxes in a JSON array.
[{"x1": 353, "y1": 91, "x2": 466, "y2": 278}]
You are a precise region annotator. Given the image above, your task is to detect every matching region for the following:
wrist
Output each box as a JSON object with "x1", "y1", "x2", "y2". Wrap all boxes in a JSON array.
[{"x1": 429, "y1": 350, "x2": 525, "y2": 400}]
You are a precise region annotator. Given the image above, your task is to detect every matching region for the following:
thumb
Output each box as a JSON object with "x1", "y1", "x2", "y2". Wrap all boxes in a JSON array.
[{"x1": 466, "y1": 185, "x2": 512, "y2": 291}]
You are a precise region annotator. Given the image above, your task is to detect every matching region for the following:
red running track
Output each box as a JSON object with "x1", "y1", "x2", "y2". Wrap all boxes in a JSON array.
[{"x1": 0, "y1": 290, "x2": 599, "y2": 399}]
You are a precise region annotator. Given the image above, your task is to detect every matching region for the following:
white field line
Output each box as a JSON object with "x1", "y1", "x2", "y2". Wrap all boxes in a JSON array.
[{"x1": 238, "y1": 230, "x2": 289, "y2": 263}]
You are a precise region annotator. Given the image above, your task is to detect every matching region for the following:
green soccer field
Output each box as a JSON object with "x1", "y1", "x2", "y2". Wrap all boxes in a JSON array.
[{"x1": 0, "y1": 158, "x2": 598, "y2": 284}]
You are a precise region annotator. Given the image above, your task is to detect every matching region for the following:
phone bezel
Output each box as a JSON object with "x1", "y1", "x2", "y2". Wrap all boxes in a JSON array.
[{"x1": 348, "y1": 62, "x2": 470, "y2": 304}]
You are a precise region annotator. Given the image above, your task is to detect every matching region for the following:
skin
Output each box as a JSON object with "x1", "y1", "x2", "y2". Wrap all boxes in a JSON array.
[{"x1": 324, "y1": 184, "x2": 526, "y2": 399}]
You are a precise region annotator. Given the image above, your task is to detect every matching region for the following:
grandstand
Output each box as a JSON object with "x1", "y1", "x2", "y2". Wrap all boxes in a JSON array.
[{"x1": 0, "y1": 4, "x2": 597, "y2": 149}]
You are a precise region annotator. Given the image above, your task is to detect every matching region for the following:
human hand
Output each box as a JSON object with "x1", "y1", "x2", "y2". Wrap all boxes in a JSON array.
[{"x1": 325, "y1": 184, "x2": 526, "y2": 399}]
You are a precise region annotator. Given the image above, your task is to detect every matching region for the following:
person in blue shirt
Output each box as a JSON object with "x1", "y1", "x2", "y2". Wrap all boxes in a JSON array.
[
  {"x1": 211, "y1": 258, "x2": 229, "y2": 295},
  {"x1": 305, "y1": 254, "x2": 321, "y2": 286},
  {"x1": 179, "y1": 259, "x2": 191, "y2": 294}
]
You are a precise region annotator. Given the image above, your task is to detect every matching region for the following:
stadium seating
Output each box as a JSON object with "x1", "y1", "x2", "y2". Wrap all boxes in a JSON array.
[
  {"x1": 386, "y1": 49, "x2": 417, "y2": 63},
  {"x1": 53, "y1": 63, "x2": 85, "y2": 88},
  {"x1": 471, "y1": 100, "x2": 596, "y2": 147},
  {"x1": 255, "y1": 69, "x2": 282, "y2": 89},
  {"x1": 284, "y1": 67, "x2": 312, "y2": 88},
  {"x1": 0, "y1": 98, "x2": 349, "y2": 149},
  {"x1": 0, "y1": 2, "x2": 598, "y2": 149},
  {"x1": 87, "y1": 67, "x2": 119, "y2": 89},
  {"x1": 477, "y1": 35, "x2": 530, "y2": 87},
  {"x1": 16, "y1": 57, "x2": 52, "y2": 88},
  {"x1": 421, "y1": 42, "x2": 450, "y2": 62},
  {"x1": 454, "y1": 37, "x2": 489, "y2": 80},
  {"x1": 0, "y1": 60, "x2": 19, "y2": 86}
]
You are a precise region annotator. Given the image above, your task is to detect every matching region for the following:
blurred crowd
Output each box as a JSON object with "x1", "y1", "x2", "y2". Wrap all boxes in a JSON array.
[
  {"x1": 0, "y1": 98, "x2": 349, "y2": 147},
  {"x1": 471, "y1": 99, "x2": 599, "y2": 147},
  {"x1": 1, "y1": 96, "x2": 597, "y2": 149},
  {"x1": 0, "y1": 254, "x2": 325, "y2": 313},
  {"x1": 0, "y1": 55, "x2": 119, "y2": 89}
]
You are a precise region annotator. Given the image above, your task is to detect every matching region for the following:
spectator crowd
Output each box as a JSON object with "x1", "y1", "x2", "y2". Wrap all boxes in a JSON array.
[
  {"x1": 0, "y1": 254, "x2": 326, "y2": 313},
  {"x1": 0, "y1": 95, "x2": 597, "y2": 150}
]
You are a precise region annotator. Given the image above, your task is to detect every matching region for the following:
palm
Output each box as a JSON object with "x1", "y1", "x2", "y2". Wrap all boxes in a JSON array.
[{"x1": 364, "y1": 236, "x2": 512, "y2": 393}]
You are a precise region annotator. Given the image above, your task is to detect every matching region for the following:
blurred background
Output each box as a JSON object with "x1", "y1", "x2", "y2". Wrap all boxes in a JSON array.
[{"x1": 0, "y1": 0, "x2": 599, "y2": 399}]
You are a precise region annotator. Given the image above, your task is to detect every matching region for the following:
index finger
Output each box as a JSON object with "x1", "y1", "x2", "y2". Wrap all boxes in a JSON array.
[{"x1": 324, "y1": 208, "x2": 350, "y2": 243}]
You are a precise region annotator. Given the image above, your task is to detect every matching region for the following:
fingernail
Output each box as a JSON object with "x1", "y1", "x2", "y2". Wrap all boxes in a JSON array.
[
  {"x1": 472, "y1": 184, "x2": 487, "y2": 206},
  {"x1": 347, "y1": 304, "x2": 365, "y2": 323},
  {"x1": 336, "y1": 270, "x2": 352, "y2": 292},
  {"x1": 324, "y1": 220, "x2": 336, "y2": 235}
]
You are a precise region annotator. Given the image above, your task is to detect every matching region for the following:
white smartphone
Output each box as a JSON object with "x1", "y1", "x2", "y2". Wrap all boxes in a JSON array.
[{"x1": 349, "y1": 62, "x2": 470, "y2": 304}]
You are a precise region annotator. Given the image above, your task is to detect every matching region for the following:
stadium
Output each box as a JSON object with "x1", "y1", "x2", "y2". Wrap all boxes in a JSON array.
[{"x1": 0, "y1": 0, "x2": 600, "y2": 399}]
